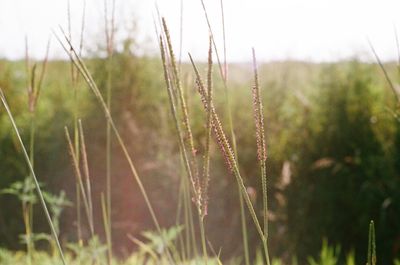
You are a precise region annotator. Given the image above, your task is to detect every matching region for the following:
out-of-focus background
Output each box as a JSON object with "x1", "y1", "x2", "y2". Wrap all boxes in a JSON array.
[
  {"x1": 1, "y1": 0, "x2": 400, "y2": 264},
  {"x1": 2, "y1": 0, "x2": 400, "y2": 61}
]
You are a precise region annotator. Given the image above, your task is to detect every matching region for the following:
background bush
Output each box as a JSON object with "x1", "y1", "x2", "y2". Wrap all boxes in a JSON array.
[{"x1": 1, "y1": 40, "x2": 399, "y2": 264}]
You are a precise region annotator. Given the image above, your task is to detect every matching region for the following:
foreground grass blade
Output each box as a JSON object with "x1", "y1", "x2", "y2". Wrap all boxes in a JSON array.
[
  {"x1": 78, "y1": 120, "x2": 94, "y2": 229},
  {"x1": 159, "y1": 34, "x2": 201, "y2": 261},
  {"x1": 199, "y1": 1, "x2": 251, "y2": 262},
  {"x1": 53, "y1": 29, "x2": 175, "y2": 265},
  {"x1": 162, "y1": 18, "x2": 199, "y2": 184},
  {"x1": 67, "y1": 0, "x2": 83, "y2": 243},
  {"x1": 368, "y1": 39, "x2": 399, "y2": 103},
  {"x1": 252, "y1": 48, "x2": 268, "y2": 238},
  {"x1": 0, "y1": 88, "x2": 67, "y2": 265},
  {"x1": 201, "y1": 36, "x2": 213, "y2": 219},
  {"x1": 189, "y1": 54, "x2": 271, "y2": 265},
  {"x1": 160, "y1": 20, "x2": 214, "y2": 262},
  {"x1": 159, "y1": 17, "x2": 200, "y2": 259},
  {"x1": 65, "y1": 127, "x2": 94, "y2": 236},
  {"x1": 103, "y1": 1, "x2": 116, "y2": 263}
]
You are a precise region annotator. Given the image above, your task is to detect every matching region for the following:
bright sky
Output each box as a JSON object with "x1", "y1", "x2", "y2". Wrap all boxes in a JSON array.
[{"x1": 1, "y1": 0, "x2": 400, "y2": 62}]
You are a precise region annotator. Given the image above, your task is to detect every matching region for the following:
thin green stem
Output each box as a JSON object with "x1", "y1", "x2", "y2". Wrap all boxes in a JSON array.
[
  {"x1": 162, "y1": 18, "x2": 198, "y2": 173},
  {"x1": 199, "y1": 2, "x2": 251, "y2": 262},
  {"x1": 238, "y1": 185, "x2": 250, "y2": 265},
  {"x1": 78, "y1": 120, "x2": 94, "y2": 228},
  {"x1": 22, "y1": 203, "x2": 32, "y2": 265},
  {"x1": 0, "y1": 89, "x2": 67, "y2": 265},
  {"x1": 29, "y1": 112, "x2": 36, "y2": 170},
  {"x1": 263, "y1": 239, "x2": 271, "y2": 265},
  {"x1": 183, "y1": 181, "x2": 192, "y2": 258},
  {"x1": 54, "y1": 31, "x2": 175, "y2": 265},
  {"x1": 101, "y1": 193, "x2": 112, "y2": 265},
  {"x1": 73, "y1": 38, "x2": 82, "y2": 248},
  {"x1": 175, "y1": 177, "x2": 187, "y2": 261},
  {"x1": 186, "y1": 180, "x2": 199, "y2": 260},
  {"x1": 67, "y1": 0, "x2": 82, "y2": 244},
  {"x1": 25, "y1": 38, "x2": 35, "y2": 264},
  {"x1": 178, "y1": 0, "x2": 183, "y2": 71},
  {"x1": 367, "y1": 220, "x2": 376, "y2": 265},
  {"x1": 73, "y1": 73, "x2": 82, "y2": 245},
  {"x1": 251, "y1": 48, "x2": 270, "y2": 265},
  {"x1": 105, "y1": 39, "x2": 113, "y2": 265},
  {"x1": 368, "y1": 39, "x2": 400, "y2": 103},
  {"x1": 261, "y1": 162, "x2": 268, "y2": 238},
  {"x1": 181, "y1": 163, "x2": 198, "y2": 259},
  {"x1": 160, "y1": 34, "x2": 199, "y2": 261},
  {"x1": 198, "y1": 215, "x2": 208, "y2": 265},
  {"x1": 189, "y1": 55, "x2": 270, "y2": 262},
  {"x1": 27, "y1": 110, "x2": 36, "y2": 262},
  {"x1": 65, "y1": 128, "x2": 94, "y2": 236},
  {"x1": 177, "y1": 160, "x2": 191, "y2": 259},
  {"x1": 104, "y1": 1, "x2": 115, "y2": 261}
]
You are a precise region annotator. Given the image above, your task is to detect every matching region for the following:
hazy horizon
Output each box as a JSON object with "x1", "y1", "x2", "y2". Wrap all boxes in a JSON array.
[{"x1": 1, "y1": 0, "x2": 400, "y2": 63}]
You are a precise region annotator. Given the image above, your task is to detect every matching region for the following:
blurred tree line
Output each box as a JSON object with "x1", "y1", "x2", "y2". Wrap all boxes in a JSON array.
[{"x1": 0, "y1": 40, "x2": 400, "y2": 264}]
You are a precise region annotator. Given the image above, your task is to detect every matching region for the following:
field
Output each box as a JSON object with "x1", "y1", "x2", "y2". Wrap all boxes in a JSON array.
[{"x1": 1, "y1": 1, "x2": 400, "y2": 265}]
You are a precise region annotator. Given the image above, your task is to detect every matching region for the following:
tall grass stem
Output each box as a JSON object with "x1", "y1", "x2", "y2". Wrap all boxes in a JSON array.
[
  {"x1": 0, "y1": 89, "x2": 67, "y2": 265},
  {"x1": 54, "y1": 30, "x2": 175, "y2": 265}
]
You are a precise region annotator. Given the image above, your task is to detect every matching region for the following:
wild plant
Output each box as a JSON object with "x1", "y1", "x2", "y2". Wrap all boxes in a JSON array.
[
  {"x1": 0, "y1": 89, "x2": 67, "y2": 265},
  {"x1": 67, "y1": 0, "x2": 86, "y2": 245},
  {"x1": 188, "y1": 50, "x2": 271, "y2": 264},
  {"x1": 53, "y1": 27, "x2": 176, "y2": 265},
  {"x1": 199, "y1": 1, "x2": 251, "y2": 263},
  {"x1": 103, "y1": 1, "x2": 116, "y2": 262},
  {"x1": 1, "y1": 36, "x2": 51, "y2": 265},
  {"x1": 159, "y1": 18, "x2": 215, "y2": 264}
]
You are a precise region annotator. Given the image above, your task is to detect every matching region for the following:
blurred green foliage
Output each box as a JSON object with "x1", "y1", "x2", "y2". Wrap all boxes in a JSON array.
[
  {"x1": 285, "y1": 62, "x2": 400, "y2": 263},
  {"x1": 1, "y1": 47, "x2": 400, "y2": 264}
]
